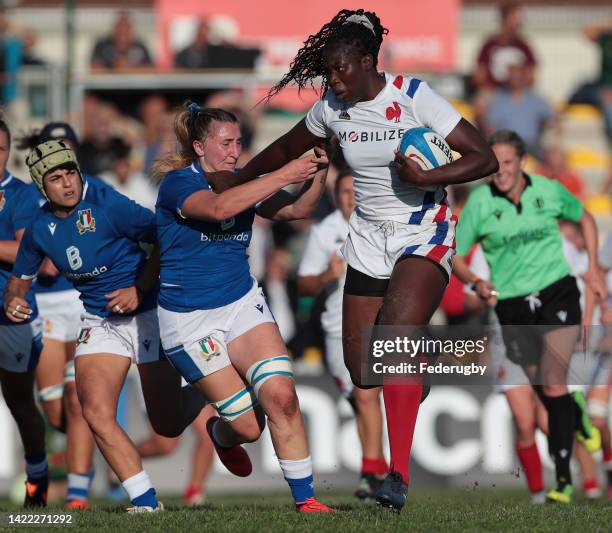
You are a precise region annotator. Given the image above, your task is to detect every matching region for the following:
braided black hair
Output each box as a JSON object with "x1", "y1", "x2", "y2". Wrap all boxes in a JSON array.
[
  {"x1": 265, "y1": 9, "x2": 388, "y2": 101},
  {"x1": 16, "y1": 129, "x2": 42, "y2": 151}
]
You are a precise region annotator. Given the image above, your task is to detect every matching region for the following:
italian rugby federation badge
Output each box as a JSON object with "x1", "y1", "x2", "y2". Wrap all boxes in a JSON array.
[
  {"x1": 198, "y1": 336, "x2": 220, "y2": 361},
  {"x1": 0, "y1": 190, "x2": 5, "y2": 212},
  {"x1": 76, "y1": 209, "x2": 96, "y2": 234},
  {"x1": 76, "y1": 328, "x2": 92, "y2": 345}
]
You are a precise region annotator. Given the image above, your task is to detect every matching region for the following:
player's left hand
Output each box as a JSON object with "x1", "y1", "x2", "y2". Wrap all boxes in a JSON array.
[
  {"x1": 392, "y1": 150, "x2": 428, "y2": 187},
  {"x1": 583, "y1": 265, "x2": 607, "y2": 303},
  {"x1": 105, "y1": 286, "x2": 143, "y2": 314}
]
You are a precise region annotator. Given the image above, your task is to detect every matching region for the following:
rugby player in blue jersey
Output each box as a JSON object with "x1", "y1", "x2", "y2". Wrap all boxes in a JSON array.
[
  {"x1": 5, "y1": 140, "x2": 205, "y2": 513},
  {"x1": 0, "y1": 118, "x2": 49, "y2": 508},
  {"x1": 18, "y1": 122, "x2": 112, "y2": 509},
  {"x1": 154, "y1": 103, "x2": 333, "y2": 512}
]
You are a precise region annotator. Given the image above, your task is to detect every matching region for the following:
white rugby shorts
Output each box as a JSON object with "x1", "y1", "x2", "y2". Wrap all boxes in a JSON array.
[
  {"x1": 159, "y1": 281, "x2": 275, "y2": 383},
  {"x1": 74, "y1": 309, "x2": 161, "y2": 364},
  {"x1": 325, "y1": 335, "x2": 353, "y2": 398},
  {"x1": 0, "y1": 318, "x2": 43, "y2": 373},
  {"x1": 342, "y1": 209, "x2": 455, "y2": 280},
  {"x1": 36, "y1": 289, "x2": 84, "y2": 343},
  {"x1": 487, "y1": 319, "x2": 530, "y2": 392}
]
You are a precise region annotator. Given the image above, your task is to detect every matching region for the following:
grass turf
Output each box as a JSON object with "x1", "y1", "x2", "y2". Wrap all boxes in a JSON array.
[{"x1": 0, "y1": 488, "x2": 610, "y2": 532}]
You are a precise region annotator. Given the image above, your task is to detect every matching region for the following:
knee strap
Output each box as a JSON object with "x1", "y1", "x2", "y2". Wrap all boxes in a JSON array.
[
  {"x1": 214, "y1": 386, "x2": 258, "y2": 422},
  {"x1": 246, "y1": 355, "x2": 293, "y2": 397},
  {"x1": 37, "y1": 383, "x2": 64, "y2": 402},
  {"x1": 64, "y1": 360, "x2": 75, "y2": 383}
]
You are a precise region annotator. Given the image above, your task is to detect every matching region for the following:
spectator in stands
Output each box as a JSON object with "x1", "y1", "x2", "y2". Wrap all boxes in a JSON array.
[
  {"x1": 174, "y1": 18, "x2": 215, "y2": 70},
  {"x1": 79, "y1": 103, "x2": 127, "y2": 176},
  {"x1": 174, "y1": 16, "x2": 260, "y2": 70},
  {"x1": 484, "y1": 60, "x2": 555, "y2": 159},
  {"x1": 583, "y1": 19, "x2": 612, "y2": 143},
  {"x1": 536, "y1": 146, "x2": 586, "y2": 200},
  {"x1": 144, "y1": 111, "x2": 175, "y2": 180},
  {"x1": 99, "y1": 138, "x2": 158, "y2": 210},
  {"x1": 472, "y1": 1, "x2": 537, "y2": 130},
  {"x1": 90, "y1": 10, "x2": 152, "y2": 71},
  {"x1": 21, "y1": 29, "x2": 45, "y2": 67},
  {"x1": 0, "y1": 7, "x2": 23, "y2": 104}
]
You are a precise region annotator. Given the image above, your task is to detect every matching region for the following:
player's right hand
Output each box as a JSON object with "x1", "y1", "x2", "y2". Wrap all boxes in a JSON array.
[
  {"x1": 326, "y1": 253, "x2": 345, "y2": 281},
  {"x1": 282, "y1": 156, "x2": 319, "y2": 184},
  {"x1": 474, "y1": 279, "x2": 498, "y2": 306},
  {"x1": 5, "y1": 297, "x2": 32, "y2": 323}
]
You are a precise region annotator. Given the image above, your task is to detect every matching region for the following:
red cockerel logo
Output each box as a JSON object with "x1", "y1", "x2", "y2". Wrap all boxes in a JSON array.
[{"x1": 386, "y1": 101, "x2": 401, "y2": 123}]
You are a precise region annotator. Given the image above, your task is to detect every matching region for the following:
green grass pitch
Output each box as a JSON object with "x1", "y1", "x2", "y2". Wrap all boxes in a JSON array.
[{"x1": 1, "y1": 488, "x2": 610, "y2": 532}]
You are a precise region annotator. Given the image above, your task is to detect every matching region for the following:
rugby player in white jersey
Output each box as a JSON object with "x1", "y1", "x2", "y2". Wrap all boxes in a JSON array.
[{"x1": 232, "y1": 9, "x2": 497, "y2": 512}]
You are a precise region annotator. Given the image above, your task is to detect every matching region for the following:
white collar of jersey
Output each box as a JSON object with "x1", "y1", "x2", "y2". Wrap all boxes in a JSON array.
[
  {"x1": 190, "y1": 161, "x2": 203, "y2": 175},
  {"x1": 0, "y1": 171, "x2": 14, "y2": 188},
  {"x1": 82, "y1": 179, "x2": 90, "y2": 199}
]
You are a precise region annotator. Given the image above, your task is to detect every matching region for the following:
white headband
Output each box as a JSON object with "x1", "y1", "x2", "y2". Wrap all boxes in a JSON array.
[{"x1": 345, "y1": 14, "x2": 375, "y2": 35}]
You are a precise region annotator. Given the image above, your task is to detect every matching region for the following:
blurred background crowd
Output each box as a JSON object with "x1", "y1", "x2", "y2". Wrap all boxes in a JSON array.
[{"x1": 0, "y1": 0, "x2": 610, "y2": 371}]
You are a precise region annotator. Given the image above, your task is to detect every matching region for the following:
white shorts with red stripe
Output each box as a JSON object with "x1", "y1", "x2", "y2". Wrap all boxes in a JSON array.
[{"x1": 342, "y1": 201, "x2": 456, "y2": 280}]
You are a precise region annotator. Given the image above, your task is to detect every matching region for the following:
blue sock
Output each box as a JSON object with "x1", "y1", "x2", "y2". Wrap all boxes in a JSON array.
[
  {"x1": 131, "y1": 488, "x2": 158, "y2": 508},
  {"x1": 25, "y1": 451, "x2": 48, "y2": 483},
  {"x1": 285, "y1": 475, "x2": 314, "y2": 505}
]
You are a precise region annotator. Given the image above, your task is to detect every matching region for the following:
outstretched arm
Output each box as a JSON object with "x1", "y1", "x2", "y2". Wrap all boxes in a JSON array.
[
  {"x1": 182, "y1": 156, "x2": 321, "y2": 222},
  {"x1": 239, "y1": 119, "x2": 323, "y2": 181},
  {"x1": 257, "y1": 145, "x2": 330, "y2": 221}
]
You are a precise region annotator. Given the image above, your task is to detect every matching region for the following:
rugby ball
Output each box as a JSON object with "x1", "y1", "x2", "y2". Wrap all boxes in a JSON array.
[{"x1": 398, "y1": 127, "x2": 454, "y2": 191}]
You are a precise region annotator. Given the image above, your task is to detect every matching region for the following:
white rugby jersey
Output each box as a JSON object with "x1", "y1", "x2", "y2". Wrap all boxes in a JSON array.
[
  {"x1": 305, "y1": 73, "x2": 461, "y2": 223},
  {"x1": 297, "y1": 210, "x2": 348, "y2": 337}
]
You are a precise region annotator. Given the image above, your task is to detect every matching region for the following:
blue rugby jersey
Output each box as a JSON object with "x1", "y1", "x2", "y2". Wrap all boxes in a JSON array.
[
  {"x1": 13, "y1": 182, "x2": 157, "y2": 317},
  {"x1": 31, "y1": 174, "x2": 114, "y2": 294},
  {"x1": 0, "y1": 171, "x2": 41, "y2": 324},
  {"x1": 156, "y1": 161, "x2": 254, "y2": 311}
]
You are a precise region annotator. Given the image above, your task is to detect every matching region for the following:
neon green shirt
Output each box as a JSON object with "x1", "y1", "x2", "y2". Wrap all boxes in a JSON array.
[{"x1": 456, "y1": 174, "x2": 584, "y2": 300}]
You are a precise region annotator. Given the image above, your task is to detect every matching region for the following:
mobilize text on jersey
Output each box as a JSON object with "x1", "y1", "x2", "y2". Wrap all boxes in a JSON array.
[{"x1": 338, "y1": 128, "x2": 406, "y2": 143}]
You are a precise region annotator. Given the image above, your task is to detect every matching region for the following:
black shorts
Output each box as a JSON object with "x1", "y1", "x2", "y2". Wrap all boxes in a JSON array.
[
  {"x1": 343, "y1": 257, "x2": 449, "y2": 298},
  {"x1": 494, "y1": 275, "x2": 581, "y2": 366}
]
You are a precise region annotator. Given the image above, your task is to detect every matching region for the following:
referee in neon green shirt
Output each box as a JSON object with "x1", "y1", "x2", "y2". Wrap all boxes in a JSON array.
[{"x1": 454, "y1": 130, "x2": 608, "y2": 504}]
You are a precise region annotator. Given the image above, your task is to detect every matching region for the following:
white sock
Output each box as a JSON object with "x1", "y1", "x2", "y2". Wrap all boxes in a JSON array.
[
  {"x1": 121, "y1": 470, "x2": 153, "y2": 501},
  {"x1": 278, "y1": 456, "x2": 312, "y2": 479}
]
